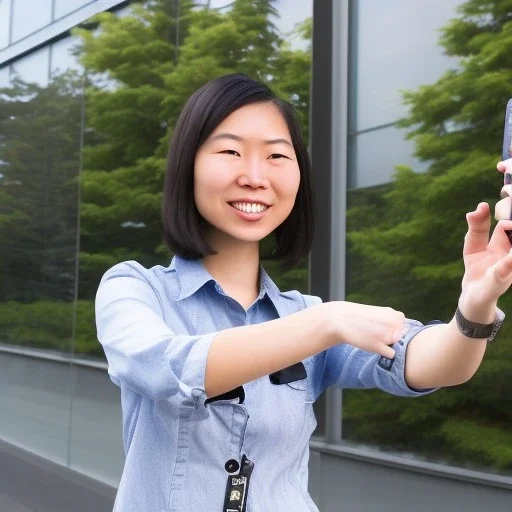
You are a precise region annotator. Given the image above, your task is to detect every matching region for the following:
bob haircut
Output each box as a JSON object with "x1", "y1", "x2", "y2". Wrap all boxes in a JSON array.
[{"x1": 162, "y1": 73, "x2": 315, "y2": 267}]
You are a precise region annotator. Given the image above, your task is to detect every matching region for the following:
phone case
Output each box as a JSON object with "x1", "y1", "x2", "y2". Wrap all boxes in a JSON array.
[
  {"x1": 502, "y1": 98, "x2": 512, "y2": 161},
  {"x1": 502, "y1": 98, "x2": 512, "y2": 241}
]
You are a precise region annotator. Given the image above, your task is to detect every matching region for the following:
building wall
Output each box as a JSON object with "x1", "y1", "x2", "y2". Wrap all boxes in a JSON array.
[
  {"x1": 307, "y1": 0, "x2": 512, "y2": 510},
  {"x1": 0, "y1": 0, "x2": 511, "y2": 510}
]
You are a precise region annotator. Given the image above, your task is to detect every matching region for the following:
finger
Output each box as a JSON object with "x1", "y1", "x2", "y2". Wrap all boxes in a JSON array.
[
  {"x1": 494, "y1": 197, "x2": 512, "y2": 222},
  {"x1": 464, "y1": 203, "x2": 491, "y2": 255},
  {"x1": 492, "y1": 248, "x2": 512, "y2": 283},
  {"x1": 497, "y1": 159, "x2": 512, "y2": 173},
  {"x1": 488, "y1": 219, "x2": 512, "y2": 249},
  {"x1": 500, "y1": 184, "x2": 512, "y2": 198}
]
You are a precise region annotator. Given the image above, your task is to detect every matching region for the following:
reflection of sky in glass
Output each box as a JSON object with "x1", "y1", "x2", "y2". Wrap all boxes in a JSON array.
[
  {"x1": 11, "y1": 46, "x2": 50, "y2": 86},
  {"x1": 348, "y1": 125, "x2": 429, "y2": 190},
  {"x1": 208, "y1": 0, "x2": 312, "y2": 40},
  {"x1": 53, "y1": 0, "x2": 94, "y2": 20},
  {"x1": 11, "y1": 0, "x2": 53, "y2": 42},
  {"x1": 51, "y1": 37, "x2": 83, "y2": 75},
  {"x1": 352, "y1": 0, "x2": 463, "y2": 132},
  {"x1": 0, "y1": 66, "x2": 10, "y2": 88},
  {"x1": 0, "y1": 0, "x2": 11, "y2": 49}
]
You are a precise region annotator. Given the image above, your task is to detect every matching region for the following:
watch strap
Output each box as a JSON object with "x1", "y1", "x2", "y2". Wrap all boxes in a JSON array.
[{"x1": 455, "y1": 307, "x2": 504, "y2": 342}]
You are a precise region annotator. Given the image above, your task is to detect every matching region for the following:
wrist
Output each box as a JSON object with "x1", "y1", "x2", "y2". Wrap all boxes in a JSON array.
[
  {"x1": 321, "y1": 301, "x2": 345, "y2": 349},
  {"x1": 458, "y1": 295, "x2": 497, "y2": 324},
  {"x1": 454, "y1": 305, "x2": 504, "y2": 343}
]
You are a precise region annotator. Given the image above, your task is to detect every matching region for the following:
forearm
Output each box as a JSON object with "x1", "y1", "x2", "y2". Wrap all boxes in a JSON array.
[
  {"x1": 404, "y1": 301, "x2": 496, "y2": 389},
  {"x1": 205, "y1": 303, "x2": 335, "y2": 397}
]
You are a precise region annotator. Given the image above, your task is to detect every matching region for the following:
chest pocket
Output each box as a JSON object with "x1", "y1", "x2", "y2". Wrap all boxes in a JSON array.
[{"x1": 285, "y1": 379, "x2": 307, "y2": 392}]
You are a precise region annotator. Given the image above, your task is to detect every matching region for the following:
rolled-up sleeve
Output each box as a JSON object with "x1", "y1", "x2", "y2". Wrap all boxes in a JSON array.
[
  {"x1": 324, "y1": 319, "x2": 439, "y2": 397},
  {"x1": 95, "y1": 267, "x2": 217, "y2": 407},
  {"x1": 302, "y1": 294, "x2": 439, "y2": 398}
]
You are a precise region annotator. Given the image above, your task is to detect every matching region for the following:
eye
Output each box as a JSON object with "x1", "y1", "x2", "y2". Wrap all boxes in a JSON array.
[
  {"x1": 268, "y1": 153, "x2": 290, "y2": 160},
  {"x1": 219, "y1": 149, "x2": 241, "y2": 157}
]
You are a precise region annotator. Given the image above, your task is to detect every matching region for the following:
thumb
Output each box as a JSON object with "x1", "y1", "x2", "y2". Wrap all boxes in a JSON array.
[
  {"x1": 492, "y1": 248, "x2": 512, "y2": 283},
  {"x1": 380, "y1": 345, "x2": 396, "y2": 359}
]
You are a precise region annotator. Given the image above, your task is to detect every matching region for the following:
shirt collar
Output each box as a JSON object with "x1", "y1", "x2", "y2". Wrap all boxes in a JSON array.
[
  {"x1": 166, "y1": 254, "x2": 282, "y2": 305},
  {"x1": 166, "y1": 255, "x2": 215, "y2": 300}
]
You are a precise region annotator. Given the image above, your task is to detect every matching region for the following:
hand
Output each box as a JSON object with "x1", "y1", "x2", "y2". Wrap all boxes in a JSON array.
[
  {"x1": 324, "y1": 301, "x2": 405, "y2": 359},
  {"x1": 461, "y1": 177, "x2": 512, "y2": 320}
]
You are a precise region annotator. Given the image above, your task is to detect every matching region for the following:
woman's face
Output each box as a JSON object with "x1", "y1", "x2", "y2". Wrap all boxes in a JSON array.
[{"x1": 194, "y1": 102, "x2": 300, "y2": 248}]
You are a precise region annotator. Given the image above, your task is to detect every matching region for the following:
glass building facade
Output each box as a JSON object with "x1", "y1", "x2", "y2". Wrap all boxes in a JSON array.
[{"x1": 0, "y1": 0, "x2": 511, "y2": 510}]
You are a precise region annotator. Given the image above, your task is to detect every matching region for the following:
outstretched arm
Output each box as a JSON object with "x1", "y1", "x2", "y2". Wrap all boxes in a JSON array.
[{"x1": 404, "y1": 161, "x2": 512, "y2": 390}]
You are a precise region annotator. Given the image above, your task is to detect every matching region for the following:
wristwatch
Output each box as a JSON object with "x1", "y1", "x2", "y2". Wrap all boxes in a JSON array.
[{"x1": 455, "y1": 307, "x2": 505, "y2": 342}]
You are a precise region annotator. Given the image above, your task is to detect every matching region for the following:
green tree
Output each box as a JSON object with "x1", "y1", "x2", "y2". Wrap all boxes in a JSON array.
[
  {"x1": 0, "y1": 75, "x2": 83, "y2": 303},
  {"x1": 0, "y1": 73, "x2": 84, "y2": 353},
  {"x1": 344, "y1": 0, "x2": 512, "y2": 472}
]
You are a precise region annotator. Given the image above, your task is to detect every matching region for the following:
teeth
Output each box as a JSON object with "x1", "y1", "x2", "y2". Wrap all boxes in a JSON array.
[{"x1": 232, "y1": 202, "x2": 268, "y2": 213}]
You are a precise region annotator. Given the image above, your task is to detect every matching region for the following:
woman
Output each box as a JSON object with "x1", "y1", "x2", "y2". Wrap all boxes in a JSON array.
[{"x1": 96, "y1": 74, "x2": 511, "y2": 512}]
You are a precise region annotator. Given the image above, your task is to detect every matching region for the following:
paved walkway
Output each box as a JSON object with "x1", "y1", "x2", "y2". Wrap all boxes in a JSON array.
[{"x1": 0, "y1": 440, "x2": 115, "y2": 512}]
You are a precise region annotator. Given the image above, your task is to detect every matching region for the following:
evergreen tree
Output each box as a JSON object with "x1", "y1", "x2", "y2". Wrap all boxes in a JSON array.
[{"x1": 344, "y1": 0, "x2": 512, "y2": 472}]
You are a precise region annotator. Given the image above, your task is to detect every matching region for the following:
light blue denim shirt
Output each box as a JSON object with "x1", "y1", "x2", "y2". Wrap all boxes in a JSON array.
[{"x1": 95, "y1": 256, "x2": 437, "y2": 512}]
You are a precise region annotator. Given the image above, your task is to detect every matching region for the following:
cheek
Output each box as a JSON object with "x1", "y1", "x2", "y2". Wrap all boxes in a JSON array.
[{"x1": 278, "y1": 167, "x2": 301, "y2": 201}]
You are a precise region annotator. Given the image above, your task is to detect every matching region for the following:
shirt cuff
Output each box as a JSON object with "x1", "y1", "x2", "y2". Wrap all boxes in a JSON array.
[
  {"x1": 171, "y1": 332, "x2": 218, "y2": 408},
  {"x1": 378, "y1": 319, "x2": 440, "y2": 397}
]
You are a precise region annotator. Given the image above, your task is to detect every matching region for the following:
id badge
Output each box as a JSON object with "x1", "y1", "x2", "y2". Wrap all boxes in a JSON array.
[{"x1": 223, "y1": 455, "x2": 254, "y2": 512}]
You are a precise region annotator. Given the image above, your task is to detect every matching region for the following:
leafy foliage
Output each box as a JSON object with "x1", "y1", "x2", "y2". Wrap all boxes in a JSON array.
[{"x1": 344, "y1": 0, "x2": 512, "y2": 473}]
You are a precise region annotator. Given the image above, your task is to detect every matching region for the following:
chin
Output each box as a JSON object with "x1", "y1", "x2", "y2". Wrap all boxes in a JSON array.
[{"x1": 230, "y1": 231, "x2": 270, "y2": 243}]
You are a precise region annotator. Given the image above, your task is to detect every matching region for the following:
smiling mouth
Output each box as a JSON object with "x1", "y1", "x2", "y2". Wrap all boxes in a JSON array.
[{"x1": 229, "y1": 202, "x2": 269, "y2": 214}]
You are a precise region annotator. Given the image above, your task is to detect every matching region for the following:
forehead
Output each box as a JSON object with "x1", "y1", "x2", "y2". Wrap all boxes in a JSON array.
[{"x1": 210, "y1": 102, "x2": 291, "y2": 138}]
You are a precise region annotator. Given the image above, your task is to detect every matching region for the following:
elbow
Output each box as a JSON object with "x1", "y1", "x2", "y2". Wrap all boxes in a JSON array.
[
  {"x1": 443, "y1": 366, "x2": 479, "y2": 387},
  {"x1": 405, "y1": 368, "x2": 477, "y2": 389},
  {"x1": 451, "y1": 370, "x2": 477, "y2": 386}
]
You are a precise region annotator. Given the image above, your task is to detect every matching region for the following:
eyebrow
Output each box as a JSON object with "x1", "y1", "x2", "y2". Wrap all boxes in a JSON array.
[{"x1": 208, "y1": 132, "x2": 293, "y2": 148}]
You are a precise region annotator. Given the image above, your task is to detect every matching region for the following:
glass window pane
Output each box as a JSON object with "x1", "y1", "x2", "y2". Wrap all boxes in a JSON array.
[
  {"x1": 350, "y1": 0, "x2": 461, "y2": 132},
  {"x1": 0, "y1": 66, "x2": 10, "y2": 88},
  {"x1": 54, "y1": 0, "x2": 93, "y2": 20},
  {"x1": 0, "y1": 0, "x2": 11, "y2": 49},
  {"x1": 344, "y1": 0, "x2": 512, "y2": 477},
  {"x1": 11, "y1": 0, "x2": 53, "y2": 42},
  {"x1": 51, "y1": 36, "x2": 83, "y2": 76},
  {"x1": 0, "y1": 33, "x2": 84, "y2": 475},
  {"x1": 11, "y1": 46, "x2": 50, "y2": 86},
  {"x1": 0, "y1": 45, "x2": 83, "y2": 356},
  {"x1": 347, "y1": 125, "x2": 428, "y2": 190}
]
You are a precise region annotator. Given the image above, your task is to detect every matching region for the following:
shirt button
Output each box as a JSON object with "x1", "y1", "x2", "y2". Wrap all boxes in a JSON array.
[{"x1": 225, "y1": 459, "x2": 240, "y2": 473}]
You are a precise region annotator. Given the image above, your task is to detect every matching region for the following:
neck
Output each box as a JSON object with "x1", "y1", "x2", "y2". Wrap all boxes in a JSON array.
[{"x1": 202, "y1": 240, "x2": 261, "y2": 309}]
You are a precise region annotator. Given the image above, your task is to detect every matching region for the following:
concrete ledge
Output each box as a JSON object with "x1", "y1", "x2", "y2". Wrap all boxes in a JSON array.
[{"x1": 310, "y1": 440, "x2": 512, "y2": 490}]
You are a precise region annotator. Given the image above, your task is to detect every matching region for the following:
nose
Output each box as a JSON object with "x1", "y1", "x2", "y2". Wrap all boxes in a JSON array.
[{"x1": 237, "y1": 158, "x2": 269, "y2": 189}]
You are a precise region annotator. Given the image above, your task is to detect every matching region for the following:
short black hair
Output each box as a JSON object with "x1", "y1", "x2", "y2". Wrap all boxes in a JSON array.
[{"x1": 162, "y1": 74, "x2": 315, "y2": 267}]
